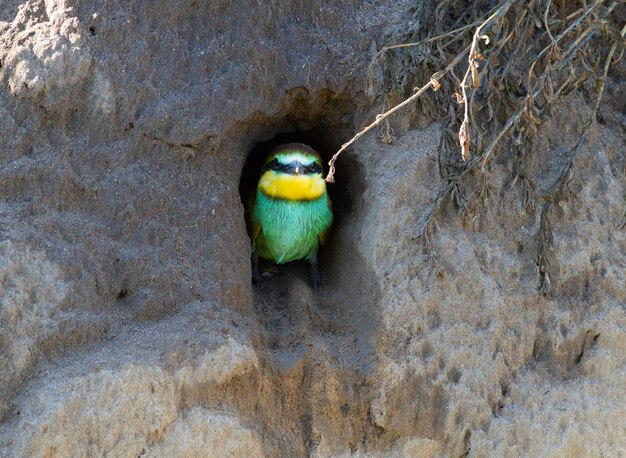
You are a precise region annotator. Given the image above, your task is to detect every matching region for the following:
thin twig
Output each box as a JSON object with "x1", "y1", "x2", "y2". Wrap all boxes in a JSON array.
[
  {"x1": 374, "y1": 16, "x2": 490, "y2": 60},
  {"x1": 372, "y1": 1, "x2": 510, "y2": 61},
  {"x1": 535, "y1": 20, "x2": 625, "y2": 295},
  {"x1": 480, "y1": 78, "x2": 547, "y2": 170},
  {"x1": 533, "y1": 0, "x2": 607, "y2": 65},
  {"x1": 325, "y1": 46, "x2": 470, "y2": 183},
  {"x1": 458, "y1": 0, "x2": 515, "y2": 160},
  {"x1": 543, "y1": 0, "x2": 556, "y2": 43},
  {"x1": 572, "y1": 20, "x2": 626, "y2": 152},
  {"x1": 482, "y1": 0, "x2": 611, "y2": 168}
]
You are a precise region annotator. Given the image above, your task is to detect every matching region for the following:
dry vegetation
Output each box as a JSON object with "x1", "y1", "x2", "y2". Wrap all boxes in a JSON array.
[{"x1": 327, "y1": 0, "x2": 625, "y2": 293}]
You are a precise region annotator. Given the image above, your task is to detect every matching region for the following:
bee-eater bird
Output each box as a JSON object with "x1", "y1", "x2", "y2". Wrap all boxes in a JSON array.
[{"x1": 248, "y1": 143, "x2": 333, "y2": 288}]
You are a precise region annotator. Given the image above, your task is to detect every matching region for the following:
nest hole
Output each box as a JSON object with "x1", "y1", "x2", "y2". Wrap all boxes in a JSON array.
[{"x1": 239, "y1": 125, "x2": 362, "y2": 280}]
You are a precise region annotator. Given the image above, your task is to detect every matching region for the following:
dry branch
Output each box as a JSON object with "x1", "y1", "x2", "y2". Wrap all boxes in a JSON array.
[
  {"x1": 457, "y1": 0, "x2": 515, "y2": 160},
  {"x1": 325, "y1": 47, "x2": 470, "y2": 183},
  {"x1": 535, "y1": 17, "x2": 625, "y2": 295},
  {"x1": 328, "y1": 0, "x2": 625, "y2": 291}
]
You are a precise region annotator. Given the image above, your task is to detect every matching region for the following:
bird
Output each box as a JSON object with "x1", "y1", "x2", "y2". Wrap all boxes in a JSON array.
[{"x1": 248, "y1": 143, "x2": 333, "y2": 288}]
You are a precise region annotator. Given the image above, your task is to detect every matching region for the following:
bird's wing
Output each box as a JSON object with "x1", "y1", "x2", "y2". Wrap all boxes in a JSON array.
[
  {"x1": 250, "y1": 219, "x2": 261, "y2": 247},
  {"x1": 319, "y1": 195, "x2": 333, "y2": 245}
]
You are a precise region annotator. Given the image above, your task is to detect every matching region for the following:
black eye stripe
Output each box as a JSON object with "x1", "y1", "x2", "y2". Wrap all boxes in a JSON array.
[
  {"x1": 303, "y1": 162, "x2": 323, "y2": 174},
  {"x1": 264, "y1": 159, "x2": 323, "y2": 174},
  {"x1": 263, "y1": 159, "x2": 289, "y2": 173}
]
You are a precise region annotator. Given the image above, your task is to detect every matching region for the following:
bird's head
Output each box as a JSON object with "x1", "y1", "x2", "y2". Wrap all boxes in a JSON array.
[
  {"x1": 262, "y1": 144, "x2": 323, "y2": 177},
  {"x1": 258, "y1": 144, "x2": 327, "y2": 201}
]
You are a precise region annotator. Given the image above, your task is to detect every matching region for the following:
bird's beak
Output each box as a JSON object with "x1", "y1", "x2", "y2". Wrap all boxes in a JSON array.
[{"x1": 294, "y1": 165, "x2": 303, "y2": 175}]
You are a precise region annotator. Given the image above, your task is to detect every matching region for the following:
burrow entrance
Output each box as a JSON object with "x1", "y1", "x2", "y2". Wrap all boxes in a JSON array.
[
  {"x1": 239, "y1": 124, "x2": 363, "y2": 283},
  {"x1": 237, "y1": 111, "x2": 383, "y2": 453},
  {"x1": 239, "y1": 120, "x2": 378, "y2": 366}
]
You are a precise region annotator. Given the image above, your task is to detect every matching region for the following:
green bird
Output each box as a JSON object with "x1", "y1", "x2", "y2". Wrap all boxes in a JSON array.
[{"x1": 248, "y1": 143, "x2": 333, "y2": 287}]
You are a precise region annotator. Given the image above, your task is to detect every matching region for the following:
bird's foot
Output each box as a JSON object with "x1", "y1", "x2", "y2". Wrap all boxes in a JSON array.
[
  {"x1": 261, "y1": 265, "x2": 278, "y2": 279},
  {"x1": 252, "y1": 258, "x2": 278, "y2": 288}
]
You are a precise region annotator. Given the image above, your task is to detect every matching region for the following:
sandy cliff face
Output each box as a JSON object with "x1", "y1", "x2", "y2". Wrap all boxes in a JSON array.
[{"x1": 0, "y1": 1, "x2": 624, "y2": 457}]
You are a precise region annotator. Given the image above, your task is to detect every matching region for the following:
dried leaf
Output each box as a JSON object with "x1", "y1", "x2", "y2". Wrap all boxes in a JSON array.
[
  {"x1": 459, "y1": 122, "x2": 470, "y2": 161},
  {"x1": 471, "y1": 65, "x2": 480, "y2": 87}
]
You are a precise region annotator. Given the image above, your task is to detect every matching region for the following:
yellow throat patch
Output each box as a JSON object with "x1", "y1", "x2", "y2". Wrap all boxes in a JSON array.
[{"x1": 259, "y1": 170, "x2": 326, "y2": 201}]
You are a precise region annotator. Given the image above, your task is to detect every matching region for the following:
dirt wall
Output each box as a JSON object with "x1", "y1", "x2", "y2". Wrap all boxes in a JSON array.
[{"x1": 0, "y1": 1, "x2": 624, "y2": 457}]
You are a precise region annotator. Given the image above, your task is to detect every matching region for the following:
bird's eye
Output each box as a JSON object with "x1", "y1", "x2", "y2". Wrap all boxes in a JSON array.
[
  {"x1": 303, "y1": 162, "x2": 323, "y2": 174},
  {"x1": 264, "y1": 159, "x2": 286, "y2": 173}
]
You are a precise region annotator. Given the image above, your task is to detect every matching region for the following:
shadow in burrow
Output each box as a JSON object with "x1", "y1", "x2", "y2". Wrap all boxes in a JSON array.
[{"x1": 238, "y1": 124, "x2": 380, "y2": 374}]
